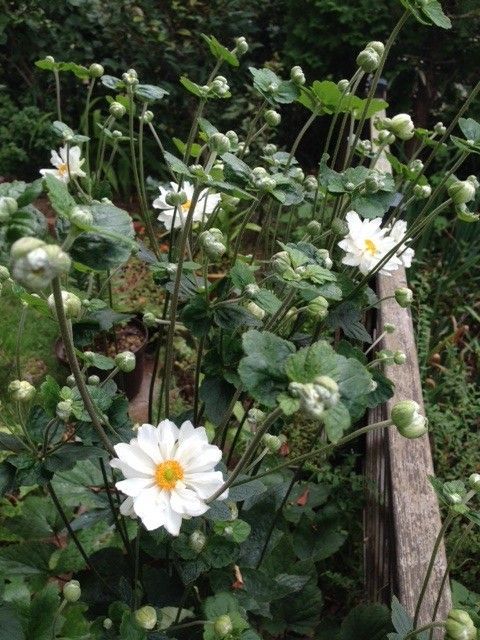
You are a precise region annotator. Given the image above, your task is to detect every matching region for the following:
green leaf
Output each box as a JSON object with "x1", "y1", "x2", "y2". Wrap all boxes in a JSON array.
[
  {"x1": 221, "y1": 152, "x2": 251, "y2": 182},
  {"x1": 213, "y1": 519, "x2": 251, "y2": 543},
  {"x1": 230, "y1": 261, "x2": 256, "y2": 289},
  {"x1": 78, "y1": 351, "x2": 115, "y2": 370},
  {"x1": 292, "y1": 513, "x2": 347, "y2": 561},
  {"x1": 5, "y1": 206, "x2": 47, "y2": 243},
  {"x1": 323, "y1": 402, "x2": 351, "y2": 442},
  {"x1": 44, "y1": 174, "x2": 76, "y2": 219},
  {"x1": 16, "y1": 179, "x2": 43, "y2": 208},
  {"x1": 58, "y1": 61, "x2": 90, "y2": 79},
  {"x1": 27, "y1": 585, "x2": 61, "y2": 640},
  {"x1": 0, "y1": 541, "x2": 55, "y2": 576},
  {"x1": 420, "y1": 0, "x2": 451, "y2": 29},
  {"x1": 339, "y1": 603, "x2": 393, "y2": 640},
  {"x1": 163, "y1": 150, "x2": 191, "y2": 176},
  {"x1": 459, "y1": 117, "x2": 480, "y2": 143},
  {"x1": 119, "y1": 611, "x2": 147, "y2": 640},
  {"x1": 285, "y1": 341, "x2": 337, "y2": 384},
  {"x1": 199, "y1": 377, "x2": 235, "y2": 425},
  {"x1": 351, "y1": 192, "x2": 398, "y2": 219},
  {"x1": 180, "y1": 75, "x2": 206, "y2": 98},
  {"x1": 44, "y1": 443, "x2": 106, "y2": 473},
  {"x1": 135, "y1": 84, "x2": 169, "y2": 102},
  {"x1": 202, "y1": 34, "x2": 239, "y2": 67},
  {"x1": 238, "y1": 330, "x2": 295, "y2": 407},
  {"x1": 327, "y1": 301, "x2": 372, "y2": 343},
  {"x1": 0, "y1": 602, "x2": 25, "y2": 640}
]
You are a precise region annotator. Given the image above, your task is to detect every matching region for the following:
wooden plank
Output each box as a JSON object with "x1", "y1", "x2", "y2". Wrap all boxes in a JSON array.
[{"x1": 364, "y1": 98, "x2": 451, "y2": 630}]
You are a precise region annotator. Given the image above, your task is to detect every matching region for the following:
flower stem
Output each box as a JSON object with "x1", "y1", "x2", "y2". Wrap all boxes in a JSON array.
[
  {"x1": 15, "y1": 305, "x2": 28, "y2": 378},
  {"x1": 51, "y1": 277, "x2": 115, "y2": 456},
  {"x1": 404, "y1": 622, "x2": 446, "y2": 640},
  {"x1": 53, "y1": 69, "x2": 62, "y2": 122}
]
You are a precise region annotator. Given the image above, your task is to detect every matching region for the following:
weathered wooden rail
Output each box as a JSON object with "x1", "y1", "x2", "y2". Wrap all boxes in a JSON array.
[{"x1": 364, "y1": 103, "x2": 451, "y2": 633}]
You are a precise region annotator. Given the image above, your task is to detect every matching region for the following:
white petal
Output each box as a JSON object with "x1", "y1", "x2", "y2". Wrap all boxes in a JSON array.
[
  {"x1": 162, "y1": 502, "x2": 183, "y2": 536},
  {"x1": 156, "y1": 420, "x2": 180, "y2": 460},
  {"x1": 113, "y1": 442, "x2": 156, "y2": 474},
  {"x1": 119, "y1": 496, "x2": 136, "y2": 517},
  {"x1": 110, "y1": 457, "x2": 151, "y2": 479},
  {"x1": 116, "y1": 476, "x2": 154, "y2": 497},
  {"x1": 170, "y1": 486, "x2": 208, "y2": 517},
  {"x1": 183, "y1": 470, "x2": 225, "y2": 498},
  {"x1": 136, "y1": 423, "x2": 162, "y2": 463}
]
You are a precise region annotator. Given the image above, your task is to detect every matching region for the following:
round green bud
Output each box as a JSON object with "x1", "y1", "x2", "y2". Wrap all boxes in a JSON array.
[
  {"x1": 87, "y1": 374, "x2": 100, "y2": 386},
  {"x1": 391, "y1": 400, "x2": 428, "y2": 439},
  {"x1": 337, "y1": 78, "x2": 350, "y2": 93},
  {"x1": 386, "y1": 114, "x2": 415, "y2": 141},
  {"x1": 290, "y1": 65, "x2": 306, "y2": 86},
  {"x1": 234, "y1": 36, "x2": 249, "y2": 55},
  {"x1": 307, "y1": 295, "x2": 329, "y2": 319},
  {"x1": 290, "y1": 167, "x2": 305, "y2": 183},
  {"x1": 112, "y1": 129, "x2": 123, "y2": 139},
  {"x1": 263, "y1": 433, "x2": 284, "y2": 453},
  {"x1": 209, "y1": 132, "x2": 231, "y2": 154},
  {"x1": 307, "y1": 220, "x2": 322, "y2": 237},
  {"x1": 141, "y1": 110, "x2": 154, "y2": 124},
  {"x1": 56, "y1": 399, "x2": 73, "y2": 422},
  {"x1": 467, "y1": 175, "x2": 479, "y2": 189},
  {"x1": 393, "y1": 350, "x2": 407, "y2": 365},
  {"x1": 143, "y1": 312, "x2": 158, "y2": 328},
  {"x1": 10, "y1": 237, "x2": 45, "y2": 260},
  {"x1": 48, "y1": 290, "x2": 82, "y2": 319},
  {"x1": 66, "y1": 374, "x2": 76, "y2": 387},
  {"x1": 365, "y1": 173, "x2": 382, "y2": 194},
  {"x1": 264, "y1": 109, "x2": 281, "y2": 127},
  {"x1": 408, "y1": 159, "x2": 424, "y2": 174},
  {"x1": 45, "y1": 55, "x2": 55, "y2": 64},
  {"x1": 70, "y1": 206, "x2": 93, "y2": 228},
  {"x1": 135, "y1": 606, "x2": 157, "y2": 631},
  {"x1": 109, "y1": 101, "x2": 127, "y2": 118},
  {"x1": 8, "y1": 379, "x2": 35, "y2": 403},
  {"x1": 115, "y1": 351, "x2": 136, "y2": 373},
  {"x1": 122, "y1": 69, "x2": 138, "y2": 85},
  {"x1": 448, "y1": 180, "x2": 476, "y2": 205},
  {"x1": 413, "y1": 184, "x2": 432, "y2": 199},
  {"x1": 377, "y1": 130, "x2": 396, "y2": 145},
  {"x1": 199, "y1": 228, "x2": 226, "y2": 260},
  {"x1": 304, "y1": 175, "x2": 318, "y2": 192},
  {"x1": 245, "y1": 301, "x2": 265, "y2": 320},
  {"x1": 0, "y1": 196, "x2": 18, "y2": 223},
  {"x1": 165, "y1": 190, "x2": 188, "y2": 207},
  {"x1": 394, "y1": 287, "x2": 413, "y2": 307},
  {"x1": 214, "y1": 614, "x2": 233, "y2": 638},
  {"x1": 89, "y1": 63, "x2": 104, "y2": 78},
  {"x1": 247, "y1": 408, "x2": 265, "y2": 425},
  {"x1": 384, "y1": 322, "x2": 396, "y2": 334},
  {"x1": 367, "y1": 41, "x2": 385, "y2": 57},
  {"x1": 103, "y1": 618, "x2": 113, "y2": 630},
  {"x1": 0, "y1": 265, "x2": 10, "y2": 282},
  {"x1": 356, "y1": 47, "x2": 380, "y2": 72},
  {"x1": 445, "y1": 609, "x2": 476, "y2": 640},
  {"x1": 189, "y1": 529, "x2": 207, "y2": 553},
  {"x1": 468, "y1": 473, "x2": 480, "y2": 492},
  {"x1": 63, "y1": 579, "x2": 81, "y2": 603},
  {"x1": 434, "y1": 121, "x2": 446, "y2": 136},
  {"x1": 263, "y1": 143, "x2": 277, "y2": 156},
  {"x1": 43, "y1": 245, "x2": 71, "y2": 275},
  {"x1": 331, "y1": 218, "x2": 348, "y2": 236},
  {"x1": 225, "y1": 130, "x2": 238, "y2": 147}
]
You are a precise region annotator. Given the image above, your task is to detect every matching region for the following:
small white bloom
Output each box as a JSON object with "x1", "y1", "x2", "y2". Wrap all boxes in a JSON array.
[
  {"x1": 338, "y1": 211, "x2": 401, "y2": 276},
  {"x1": 40, "y1": 145, "x2": 86, "y2": 183},
  {"x1": 388, "y1": 219, "x2": 415, "y2": 268},
  {"x1": 153, "y1": 181, "x2": 220, "y2": 231},
  {"x1": 111, "y1": 420, "x2": 227, "y2": 535}
]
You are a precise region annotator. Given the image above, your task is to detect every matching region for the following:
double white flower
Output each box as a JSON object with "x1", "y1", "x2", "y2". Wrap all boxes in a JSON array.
[
  {"x1": 153, "y1": 181, "x2": 220, "y2": 231},
  {"x1": 40, "y1": 145, "x2": 86, "y2": 183},
  {"x1": 111, "y1": 420, "x2": 227, "y2": 536},
  {"x1": 338, "y1": 211, "x2": 414, "y2": 276}
]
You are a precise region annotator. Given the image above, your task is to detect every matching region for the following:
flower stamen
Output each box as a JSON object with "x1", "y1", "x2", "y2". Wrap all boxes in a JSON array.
[
  {"x1": 154, "y1": 460, "x2": 184, "y2": 490},
  {"x1": 364, "y1": 238, "x2": 377, "y2": 255}
]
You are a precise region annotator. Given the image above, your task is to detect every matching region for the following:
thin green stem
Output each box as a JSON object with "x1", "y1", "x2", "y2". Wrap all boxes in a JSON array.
[
  {"x1": 15, "y1": 305, "x2": 28, "y2": 379},
  {"x1": 53, "y1": 69, "x2": 62, "y2": 122},
  {"x1": 404, "y1": 622, "x2": 446, "y2": 640}
]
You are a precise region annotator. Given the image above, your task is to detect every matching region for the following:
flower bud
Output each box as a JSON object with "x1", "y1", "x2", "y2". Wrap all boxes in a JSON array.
[
  {"x1": 87, "y1": 375, "x2": 100, "y2": 386},
  {"x1": 263, "y1": 143, "x2": 277, "y2": 156},
  {"x1": 115, "y1": 351, "x2": 136, "y2": 373},
  {"x1": 365, "y1": 173, "x2": 382, "y2": 194},
  {"x1": 448, "y1": 179, "x2": 476, "y2": 205},
  {"x1": 245, "y1": 301, "x2": 265, "y2": 320},
  {"x1": 356, "y1": 139, "x2": 372, "y2": 154},
  {"x1": 247, "y1": 408, "x2": 265, "y2": 425},
  {"x1": 109, "y1": 101, "x2": 127, "y2": 118},
  {"x1": 391, "y1": 400, "x2": 428, "y2": 439},
  {"x1": 210, "y1": 76, "x2": 230, "y2": 96},
  {"x1": 290, "y1": 65, "x2": 306, "y2": 86},
  {"x1": 385, "y1": 114, "x2": 415, "y2": 141},
  {"x1": 103, "y1": 618, "x2": 113, "y2": 630},
  {"x1": 0, "y1": 196, "x2": 18, "y2": 223},
  {"x1": 244, "y1": 283, "x2": 260, "y2": 298},
  {"x1": 434, "y1": 121, "x2": 446, "y2": 136},
  {"x1": 307, "y1": 220, "x2": 322, "y2": 237},
  {"x1": 367, "y1": 41, "x2": 385, "y2": 57},
  {"x1": 209, "y1": 132, "x2": 231, "y2": 154},
  {"x1": 413, "y1": 184, "x2": 432, "y2": 199},
  {"x1": 264, "y1": 109, "x2": 281, "y2": 127},
  {"x1": 122, "y1": 68, "x2": 138, "y2": 85},
  {"x1": 165, "y1": 190, "x2": 188, "y2": 207},
  {"x1": 56, "y1": 399, "x2": 73, "y2": 421},
  {"x1": 234, "y1": 36, "x2": 249, "y2": 55},
  {"x1": 408, "y1": 159, "x2": 424, "y2": 174},
  {"x1": 9, "y1": 380, "x2": 35, "y2": 402},
  {"x1": 307, "y1": 295, "x2": 329, "y2": 319},
  {"x1": 63, "y1": 579, "x2": 81, "y2": 603},
  {"x1": 135, "y1": 606, "x2": 157, "y2": 631},
  {"x1": 468, "y1": 473, "x2": 480, "y2": 492},
  {"x1": 331, "y1": 218, "x2": 348, "y2": 236},
  {"x1": 143, "y1": 311, "x2": 158, "y2": 328},
  {"x1": 337, "y1": 79, "x2": 350, "y2": 93},
  {"x1": 263, "y1": 433, "x2": 284, "y2": 453},
  {"x1": 225, "y1": 130, "x2": 238, "y2": 148},
  {"x1": 214, "y1": 614, "x2": 233, "y2": 638},
  {"x1": 377, "y1": 130, "x2": 396, "y2": 145},
  {"x1": 89, "y1": 63, "x2": 104, "y2": 78},
  {"x1": 70, "y1": 206, "x2": 93, "y2": 228},
  {"x1": 356, "y1": 47, "x2": 380, "y2": 72},
  {"x1": 384, "y1": 322, "x2": 396, "y2": 334},
  {"x1": 10, "y1": 237, "x2": 45, "y2": 260},
  {"x1": 189, "y1": 529, "x2": 207, "y2": 553},
  {"x1": 0, "y1": 265, "x2": 10, "y2": 282},
  {"x1": 445, "y1": 609, "x2": 476, "y2": 640},
  {"x1": 66, "y1": 374, "x2": 76, "y2": 387},
  {"x1": 44, "y1": 245, "x2": 71, "y2": 275},
  {"x1": 48, "y1": 290, "x2": 82, "y2": 319},
  {"x1": 304, "y1": 175, "x2": 318, "y2": 192},
  {"x1": 394, "y1": 287, "x2": 413, "y2": 307},
  {"x1": 393, "y1": 350, "x2": 407, "y2": 364},
  {"x1": 45, "y1": 56, "x2": 55, "y2": 64},
  {"x1": 290, "y1": 167, "x2": 305, "y2": 183},
  {"x1": 199, "y1": 228, "x2": 226, "y2": 260}
]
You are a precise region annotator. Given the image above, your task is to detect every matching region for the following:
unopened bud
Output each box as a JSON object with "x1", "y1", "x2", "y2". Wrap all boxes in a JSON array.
[
  {"x1": 357, "y1": 47, "x2": 380, "y2": 72},
  {"x1": 56, "y1": 399, "x2": 73, "y2": 421},
  {"x1": 9, "y1": 380, "x2": 35, "y2": 403},
  {"x1": 263, "y1": 433, "x2": 284, "y2": 453},
  {"x1": 448, "y1": 180, "x2": 476, "y2": 205},
  {"x1": 209, "y1": 132, "x2": 230, "y2": 154},
  {"x1": 141, "y1": 110, "x2": 154, "y2": 124},
  {"x1": 48, "y1": 290, "x2": 82, "y2": 319},
  {"x1": 89, "y1": 63, "x2": 104, "y2": 78},
  {"x1": 63, "y1": 580, "x2": 81, "y2": 602},
  {"x1": 290, "y1": 65, "x2": 306, "y2": 86},
  {"x1": 394, "y1": 287, "x2": 413, "y2": 307},
  {"x1": 109, "y1": 101, "x2": 127, "y2": 118},
  {"x1": 135, "y1": 606, "x2": 157, "y2": 631},
  {"x1": 214, "y1": 615, "x2": 233, "y2": 638},
  {"x1": 384, "y1": 322, "x2": 396, "y2": 334},
  {"x1": 264, "y1": 109, "x2": 281, "y2": 127},
  {"x1": 263, "y1": 143, "x2": 277, "y2": 156},
  {"x1": 391, "y1": 400, "x2": 428, "y2": 438},
  {"x1": 445, "y1": 609, "x2": 476, "y2": 640},
  {"x1": 0, "y1": 196, "x2": 18, "y2": 223},
  {"x1": 165, "y1": 190, "x2": 188, "y2": 207},
  {"x1": 87, "y1": 375, "x2": 100, "y2": 386},
  {"x1": 234, "y1": 36, "x2": 249, "y2": 55},
  {"x1": 337, "y1": 79, "x2": 350, "y2": 93},
  {"x1": 245, "y1": 301, "x2": 265, "y2": 320},
  {"x1": 434, "y1": 121, "x2": 446, "y2": 136},
  {"x1": 413, "y1": 184, "x2": 432, "y2": 199},
  {"x1": 70, "y1": 206, "x2": 93, "y2": 228},
  {"x1": 385, "y1": 113, "x2": 415, "y2": 141},
  {"x1": 307, "y1": 295, "x2": 329, "y2": 319},
  {"x1": 199, "y1": 228, "x2": 226, "y2": 260},
  {"x1": 143, "y1": 312, "x2": 158, "y2": 327},
  {"x1": 115, "y1": 351, "x2": 136, "y2": 373},
  {"x1": 366, "y1": 41, "x2": 385, "y2": 57},
  {"x1": 189, "y1": 530, "x2": 207, "y2": 553},
  {"x1": 468, "y1": 473, "x2": 480, "y2": 492},
  {"x1": 103, "y1": 618, "x2": 113, "y2": 630},
  {"x1": 393, "y1": 350, "x2": 407, "y2": 364},
  {"x1": 304, "y1": 175, "x2": 318, "y2": 192}
]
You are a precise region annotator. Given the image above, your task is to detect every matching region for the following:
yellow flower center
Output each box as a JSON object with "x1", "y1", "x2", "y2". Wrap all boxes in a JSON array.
[
  {"x1": 58, "y1": 163, "x2": 69, "y2": 176},
  {"x1": 364, "y1": 238, "x2": 377, "y2": 256},
  {"x1": 181, "y1": 200, "x2": 192, "y2": 213},
  {"x1": 154, "y1": 460, "x2": 184, "y2": 490}
]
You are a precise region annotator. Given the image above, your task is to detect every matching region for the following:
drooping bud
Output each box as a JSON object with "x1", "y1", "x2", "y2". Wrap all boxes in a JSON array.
[
  {"x1": 337, "y1": 79, "x2": 350, "y2": 93},
  {"x1": 391, "y1": 400, "x2": 428, "y2": 438},
  {"x1": 356, "y1": 47, "x2": 380, "y2": 72},
  {"x1": 8, "y1": 380, "x2": 36, "y2": 403},
  {"x1": 290, "y1": 65, "x2": 306, "y2": 86},
  {"x1": 63, "y1": 579, "x2": 81, "y2": 603},
  {"x1": 377, "y1": 130, "x2": 396, "y2": 145},
  {"x1": 234, "y1": 36, "x2": 249, "y2": 56},
  {"x1": 214, "y1": 614, "x2": 233, "y2": 638},
  {"x1": 89, "y1": 63, "x2": 104, "y2": 78},
  {"x1": 384, "y1": 114, "x2": 415, "y2": 141},
  {"x1": 0, "y1": 196, "x2": 18, "y2": 223},
  {"x1": 135, "y1": 606, "x2": 157, "y2": 631},
  {"x1": 48, "y1": 290, "x2": 82, "y2": 319},
  {"x1": 445, "y1": 609, "x2": 476, "y2": 640},
  {"x1": 122, "y1": 68, "x2": 138, "y2": 86},
  {"x1": 394, "y1": 287, "x2": 413, "y2": 307},
  {"x1": 109, "y1": 101, "x2": 127, "y2": 118},
  {"x1": 210, "y1": 75, "x2": 230, "y2": 97},
  {"x1": 365, "y1": 173, "x2": 383, "y2": 194},
  {"x1": 189, "y1": 529, "x2": 207, "y2": 553},
  {"x1": 142, "y1": 312, "x2": 158, "y2": 328},
  {"x1": 141, "y1": 110, "x2": 154, "y2": 124},
  {"x1": 304, "y1": 175, "x2": 318, "y2": 192},
  {"x1": 264, "y1": 109, "x2": 281, "y2": 127},
  {"x1": 366, "y1": 41, "x2": 385, "y2": 57},
  {"x1": 115, "y1": 351, "x2": 136, "y2": 373},
  {"x1": 263, "y1": 433, "x2": 285, "y2": 453},
  {"x1": 448, "y1": 179, "x2": 476, "y2": 205}
]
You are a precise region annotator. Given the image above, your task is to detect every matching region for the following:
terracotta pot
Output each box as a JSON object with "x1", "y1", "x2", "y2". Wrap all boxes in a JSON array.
[{"x1": 55, "y1": 317, "x2": 148, "y2": 400}]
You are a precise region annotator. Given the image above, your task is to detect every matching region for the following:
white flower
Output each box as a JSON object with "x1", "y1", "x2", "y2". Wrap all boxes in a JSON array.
[
  {"x1": 153, "y1": 181, "x2": 221, "y2": 231},
  {"x1": 40, "y1": 145, "x2": 86, "y2": 183},
  {"x1": 111, "y1": 420, "x2": 227, "y2": 535},
  {"x1": 388, "y1": 219, "x2": 415, "y2": 268},
  {"x1": 338, "y1": 211, "x2": 401, "y2": 276}
]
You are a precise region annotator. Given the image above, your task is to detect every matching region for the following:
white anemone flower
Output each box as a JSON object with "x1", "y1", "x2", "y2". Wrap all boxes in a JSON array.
[
  {"x1": 388, "y1": 219, "x2": 415, "y2": 268},
  {"x1": 153, "y1": 181, "x2": 221, "y2": 231},
  {"x1": 110, "y1": 420, "x2": 227, "y2": 535},
  {"x1": 40, "y1": 145, "x2": 86, "y2": 183},
  {"x1": 338, "y1": 210, "x2": 401, "y2": 276}
]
